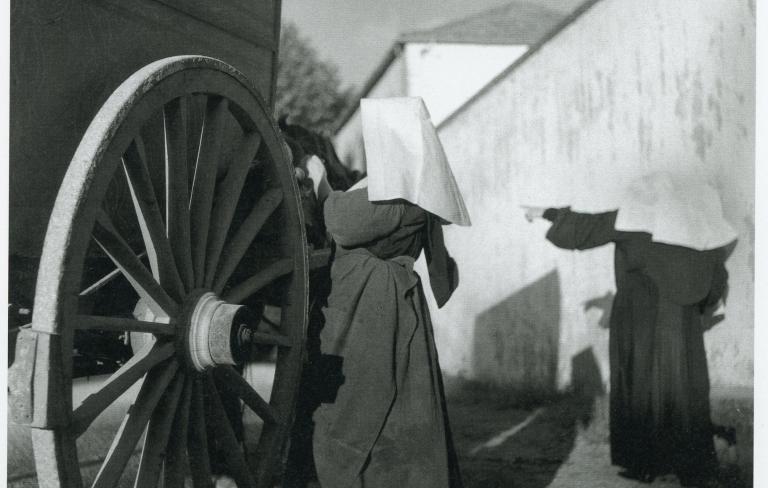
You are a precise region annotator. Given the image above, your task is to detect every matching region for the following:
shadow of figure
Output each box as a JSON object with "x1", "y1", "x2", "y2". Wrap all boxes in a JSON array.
[
  {"x1": 282, "y1": 247, "x2": 346, "y2": 488},
  {"x1": 569, "y1": 346, "x2": 606, "y2": 426},
  {"x1": 472, "y1": 270, "x2": 561, "y2": 392},
  {"x1": 278, "y1": 121, "x2": 356, "y2": 487},
  {"x1": 582, "y1": 291, "x2": 614, "y2": 330},
  {"x1": 449, "y1": 347, "x2": 607, "y2": 488},
  {"x1": 282, "y1": 237, "x2": 344, "y2": 488},
  {"x1": 451, "y1": 346, "x2": 605, "y2": 488},
  {"x1": 454, "y1": 272, "x2": 611, "y2": 488}
]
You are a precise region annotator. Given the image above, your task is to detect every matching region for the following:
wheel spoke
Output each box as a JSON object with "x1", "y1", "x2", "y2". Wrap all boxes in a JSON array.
[
  {"x1": 134, "y1": 370, "x2": 186, "y2": 488},
  {"x1": 164, "y1": 97, "x2": 194, "y2": 290},
  {"x1": 122, "y1": 140, "x2": 184, "y2": 300},
  {"x1": 190, "y1": 97, "x2": 228, "y2": 287},
  {"x1": 72, "y1": 340, "x2": 174, "y2": 436},
  {"x1": 206, "y1": 375, "x2": 257, "y2": 488},
  {"x1": 203, "y1": 132, "x2": 262, "y2": 288},
  {"x1": 222, "y1": 257, "x2": 293, "y2": 304},
  {"x1": 185, "y1": 95, "x2": 207, "y2": 188},
  {"x1": 74, "y1": 315, "x2": 174, "y2": 335},
  {"x1": 90, "y1": 359, "x2": 180, "y2": 488},
  {"x1": 79, "y1": 251, "x2": 146, "y2": 296},
  {"x1": 163, "y1": 375, "x2": 193, "y2": 488},
  {"x1": 139, "y1": 112, "x2": 168, "y2": 220},
  {"x1": 212, "y1": 188, "x2": 283, "y2": 294},
  {"x1": 188, "y1": 377, "x2": 214, "y2": 488},
  {"x1": 93, "y1": 211, "x2": 178, "y2": 317},
  {"x1": 213, "y1": 366, "x2": 278, "y2": 424}
]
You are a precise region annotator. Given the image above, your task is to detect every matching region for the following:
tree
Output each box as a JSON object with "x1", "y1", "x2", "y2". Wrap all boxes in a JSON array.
[{"x1": 275, "y1": 23, "x2": 354, "y2": 134}]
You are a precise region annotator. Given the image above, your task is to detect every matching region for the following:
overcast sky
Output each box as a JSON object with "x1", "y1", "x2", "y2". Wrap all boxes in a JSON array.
[{"x1": 282, "y1": 0, "x2": 585, "y2": 90}]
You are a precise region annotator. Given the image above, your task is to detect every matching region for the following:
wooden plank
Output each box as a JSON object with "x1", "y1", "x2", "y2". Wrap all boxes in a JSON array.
[{"x1": 153, "y1": 0, "x2": 277, "y2": 50}]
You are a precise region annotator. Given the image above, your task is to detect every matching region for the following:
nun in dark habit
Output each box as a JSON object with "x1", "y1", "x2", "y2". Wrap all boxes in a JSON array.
[
  {"x1": 523, "y1": 172, "x2": 735, "y2": 487},
  {"x1": 304, "y1": 97, "x2": 471, "y2": 488}
]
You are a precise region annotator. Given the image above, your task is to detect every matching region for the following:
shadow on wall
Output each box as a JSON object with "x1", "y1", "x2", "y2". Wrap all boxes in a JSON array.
[
  {"x1": 582, "y1": 291, "x2": 614, "y2": 330},
  {"x1": 472, "y1": 269, "x2": 561, "y2": 392}
]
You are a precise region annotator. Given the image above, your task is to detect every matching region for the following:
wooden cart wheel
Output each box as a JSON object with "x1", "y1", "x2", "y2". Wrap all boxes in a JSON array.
[{"x1": 27, "y1": 56, "x2": 309, "y2": 488}]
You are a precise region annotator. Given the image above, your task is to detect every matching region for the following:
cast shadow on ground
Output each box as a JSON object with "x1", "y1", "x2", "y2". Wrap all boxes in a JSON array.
[
  {"x1": 447, "y1": 346, "x2": 605, "y2": 488},
  {"x1": 449, "y1": 269, "x2": 606, "y2": 488}
]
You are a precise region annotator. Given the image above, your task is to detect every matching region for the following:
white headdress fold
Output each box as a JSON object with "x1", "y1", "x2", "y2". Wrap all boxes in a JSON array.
[
  {"x1": 361, "y1": 97, "x2": 471, "y2": 226},
  {"x1": 615, "y1": 171, "x2": 737, "y2": 251}
]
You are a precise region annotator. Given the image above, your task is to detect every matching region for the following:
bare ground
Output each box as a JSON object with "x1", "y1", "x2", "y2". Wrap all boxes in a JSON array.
[
  {"x1": 445, "y1": 381, "x2": 750, "y2": 488},
  {"x1": 8, "y1": 378, "x2": 750, "y2": 487}
]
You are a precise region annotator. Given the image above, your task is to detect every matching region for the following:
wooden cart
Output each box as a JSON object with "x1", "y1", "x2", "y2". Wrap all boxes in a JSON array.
[{"x1": 9, "y1": 1, "x2": 322, "y2": 486}]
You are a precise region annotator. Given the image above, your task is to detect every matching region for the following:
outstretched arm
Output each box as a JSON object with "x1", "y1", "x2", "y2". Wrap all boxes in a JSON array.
[{"x1": 523, "y1": 206, "x2": 618, "y2": 250}]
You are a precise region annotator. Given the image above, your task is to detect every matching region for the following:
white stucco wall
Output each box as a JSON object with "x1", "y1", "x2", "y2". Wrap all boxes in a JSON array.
[
  {"x1": 430, "y1": 0, "x2": 755, "y2": 391},
  {"x1": 405, "y1": 43, "x2": 529, "y2": 125}
]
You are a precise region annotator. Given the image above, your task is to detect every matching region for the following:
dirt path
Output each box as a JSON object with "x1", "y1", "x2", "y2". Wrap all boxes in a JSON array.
[
  {"x1": 8, "y1": 377, "x2": 749, "y2": 487},
  {"x1": 447, "y1": 384, "x2": 748, "y2": 488}
]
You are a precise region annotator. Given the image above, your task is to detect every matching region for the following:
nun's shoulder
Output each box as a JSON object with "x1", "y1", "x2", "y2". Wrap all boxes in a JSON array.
[{"x1": 324, "y1": 188, "x2": 407, "y2": 245}]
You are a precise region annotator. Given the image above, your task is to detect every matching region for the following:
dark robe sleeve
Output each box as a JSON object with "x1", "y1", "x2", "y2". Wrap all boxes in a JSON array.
[
  {"x1": 544, "y1": 207, "x2": 619, "y2": 250},
  {"x1": 323, "y1": 188, "x2": 405, "y2": 247},
  {"x1": 424, "y1": 216, "x2": 459, "y2": 308}
]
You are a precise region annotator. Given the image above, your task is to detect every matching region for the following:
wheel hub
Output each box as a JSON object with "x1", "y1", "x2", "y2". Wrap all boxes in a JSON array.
[{"x1": 183, "y1": 291, "x2": 257, "y2": 371}]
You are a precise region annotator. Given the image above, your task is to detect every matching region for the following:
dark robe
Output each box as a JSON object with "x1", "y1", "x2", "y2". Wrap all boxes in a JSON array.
[
  {"x1": 312, "y1": 188, "x2": 462, "y2": 488},
  {"x1": 543, "y1": 208, "x2": 728, "y2": 482}
]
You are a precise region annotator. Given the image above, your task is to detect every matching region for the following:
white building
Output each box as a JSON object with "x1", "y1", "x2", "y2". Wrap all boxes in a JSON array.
[
  {"x1": 334, "y1": 2, "x2": 566, "y2": 171},
  {"x1": 332, "y1": 0, "x2": 755, "y2": 477},
  {"x1": 427, "y1": 0, "x2": 754, "y2": 473}
]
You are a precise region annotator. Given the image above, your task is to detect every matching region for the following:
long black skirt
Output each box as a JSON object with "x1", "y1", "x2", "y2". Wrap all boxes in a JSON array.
[{"x1": 609, "y1": 273, "x2": 716, "y2": 479}]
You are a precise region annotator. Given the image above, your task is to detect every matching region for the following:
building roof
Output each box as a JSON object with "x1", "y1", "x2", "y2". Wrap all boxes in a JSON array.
[
  {"x1": 399, "y1": 2, "x2": 566, "y2": 45},
  {"x1": 437, "y1": 0, "x2": 600, "y2": 129},
  {"x1": 334, "y1": 2, "x2": 571, "y2": 132}
]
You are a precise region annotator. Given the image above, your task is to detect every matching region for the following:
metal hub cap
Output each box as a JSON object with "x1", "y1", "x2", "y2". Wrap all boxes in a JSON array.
[{"x1": 185, "y1": 291, "x2": 255, "y2": 371}]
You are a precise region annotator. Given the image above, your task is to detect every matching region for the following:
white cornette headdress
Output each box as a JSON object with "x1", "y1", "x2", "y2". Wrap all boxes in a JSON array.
[
  {"x1": 615, "y1": 171, "x2": 737, "y2": 251},
  {"x1": 361, "y1": 97, "x2": 471, "y2": 226}
]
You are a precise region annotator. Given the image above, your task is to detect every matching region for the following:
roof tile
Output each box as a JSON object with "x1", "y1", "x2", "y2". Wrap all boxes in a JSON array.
[{"x1": 399, "y1": 1, "x2": 565, "y2": 45}]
